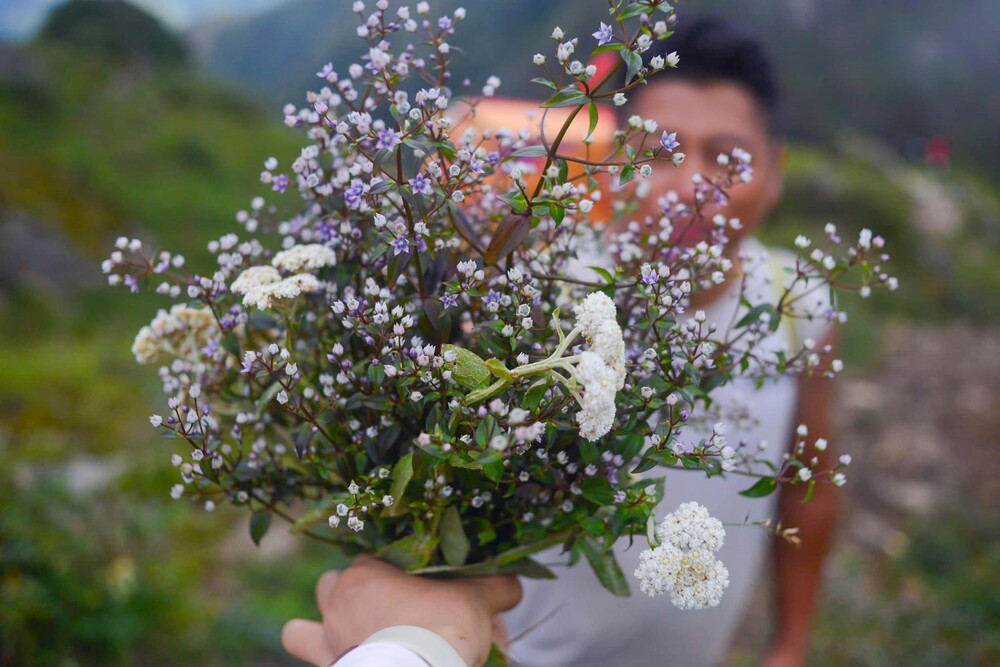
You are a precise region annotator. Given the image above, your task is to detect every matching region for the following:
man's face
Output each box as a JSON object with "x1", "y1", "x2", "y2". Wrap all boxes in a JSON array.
[{"x1": 625, "y1": 79, "x2": 784, "y2": 246}]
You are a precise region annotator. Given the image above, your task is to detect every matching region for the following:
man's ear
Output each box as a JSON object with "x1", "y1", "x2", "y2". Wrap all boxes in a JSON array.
[{"x1": 764, "y1": 140, "x2": 788, "y2": 212}]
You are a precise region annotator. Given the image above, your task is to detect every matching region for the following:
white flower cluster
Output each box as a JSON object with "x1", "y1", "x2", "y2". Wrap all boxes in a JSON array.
[
  {"x1": 573, "y1": 292, "x2": 626, "y2": 440},
  {"x1": 230, "y1": 266, "x2": 320, "y2": 310},
  {"x1": 634, "y1": 502, "x2": 730, "y2": 610},
  {"x1": 271, "y1": 243, "x2": 337, "y2": 272},
  {"x1": 132, "y1": 304, "x2": 219, "y2": 364}
]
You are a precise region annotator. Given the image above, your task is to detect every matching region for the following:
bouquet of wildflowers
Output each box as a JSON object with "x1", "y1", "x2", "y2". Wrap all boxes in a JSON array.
[{"x1": 107, "y1": 0, "x2": 896, "y2": 610}]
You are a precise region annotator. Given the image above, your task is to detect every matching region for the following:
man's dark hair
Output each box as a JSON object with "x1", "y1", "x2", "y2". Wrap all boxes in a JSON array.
[{"x1": 630, "y1": 16, "x2": 781, "y2": 135}]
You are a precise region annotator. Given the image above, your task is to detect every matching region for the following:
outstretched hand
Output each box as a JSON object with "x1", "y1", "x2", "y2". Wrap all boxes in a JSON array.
[{"x1": 282, "y1": 556, "x2": 522, "y2": 667}]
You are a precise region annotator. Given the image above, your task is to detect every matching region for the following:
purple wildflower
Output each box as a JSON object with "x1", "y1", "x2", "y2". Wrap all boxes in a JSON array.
[
  {"x1": 408, "y1": 173, "x2": 433, "y2": 196},
  {"x1": 390, "y1": 237, "x2": 410, "y2": 256},
  {"x1": 375, "y1": 127, "x2": 401, "y2": 151},
  {"x1": 593, "y1": 22, "x2": 614, "y2": 46},
  {"x1": 660, "y1": 131, "x2": 680, "y2": 152},
  {"x1": 438, "y1": 16, "x2": 452, "y2": 30},
  {"x1": 316, "y1": 62, "x2": 334, "y2": 79},
  {"x1": 124, "y1": 274, "x2": 139, "y2": 294},
  {"x1": 440, "y1": 293, "x2": 458, "y2": 310},
  {"x1": 345, "y1": 180, "x2": 368, "y2": 208},
  {"x1": 272, "y1": 174, "x2": 289, "y2": 193}
]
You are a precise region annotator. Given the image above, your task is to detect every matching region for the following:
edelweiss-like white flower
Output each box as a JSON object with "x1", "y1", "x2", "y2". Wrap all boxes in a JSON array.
[
  {"x1": 230, "y1": 266, "x2": 281, "y2": 294},
  {"x1": 575, "y1": 351, "x2": 618, "y2": 441},
  {"x1": 271, "y1": 244, "x2": 337, "y2": 272},
  {"x1": 237, "y1": 267, "x2": 320, "y2": 310},
  {"x1": 575, "y1": 292, "x2": 626, "y2": 389},
  {"x1": 634, "y1": 502, "x2": 730, "y2": 609},
  {"x1": 132, "y1": 304, "x2": 219, "y2": 364},
  {"x1": 634, "y1": 544, "x2": 729, "y2": 609},
  {"x1": 656, "y1": 501, "x2": 726, "y2": 553}
]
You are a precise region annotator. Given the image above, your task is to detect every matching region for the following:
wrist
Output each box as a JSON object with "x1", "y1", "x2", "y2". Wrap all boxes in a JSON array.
[{"x1": 362, "y1": 625, "x2": 469, "y2": 667}]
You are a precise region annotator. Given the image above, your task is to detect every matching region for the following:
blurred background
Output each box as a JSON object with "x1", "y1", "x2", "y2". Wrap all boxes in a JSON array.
[{"x1": 1, "y1": 0, "x2": 998, "y2": 664}]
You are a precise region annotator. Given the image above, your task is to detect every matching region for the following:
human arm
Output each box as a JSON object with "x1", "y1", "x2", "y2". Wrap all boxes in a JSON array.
[
  {"x1": 763, "y1": 327, "x2": 841, "y2": 667},
  {"x1": 281, "y1": 556, "x2": 522, "y2": 667}
]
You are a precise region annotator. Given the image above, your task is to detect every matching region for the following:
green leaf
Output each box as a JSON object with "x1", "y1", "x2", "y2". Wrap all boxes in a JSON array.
[
  {"x1": 542, "y1": 86, "x2": 589, "y2": 108},
  {"x1": 802, "y1": 479, "x2": 817, "y2": 504},
  {"x1": 619, "y1": 163, "x2": 636, "y2": 186},
  {"x1": 249, "y1": 511, "x2": 272, "y2": 546},
  {"x1": 581, "y1": 477, "x2": 615, "y2": 505},
  {"x1": 483, "y1": 460, "x2": 505, "y2": 483},
  {"x1": 386, "y1": 453, "x2": 414, "y2": 516},
  {"x1": 586, "y1": 100, "x2": 599, "y2": 141},
  {"x1": 739, "y1": 477, "x2": 778, "y2": 498},
  {"x1": 504, "y1": 557, "x2": 556, "y2": 579},
  {"x1": 378, "y1": 534, "x2": 438, "y2": 570},
  {"x1": 442, "y1": 344, "x2": 490, "y2": 390},
  {"x1": 736, "y1": 303, "x2": 777, "y2": 329},
  {"x1": 439, "y1": 506, "x2": 471, "y2": 566},
  {"x1": 507, "y1": 145, "x2": 548, "y2": 159},
  {"x1": 530, "y1": 76, "x2": 557, "y2": 90},
  {"x1": 522, "y1": 382, "x2": 549, "y2": 411},
  {"x1": 620, "y1": 46, "x2": 643, "y2": 85},
  {"x1": 589, "y1": 266, "x2": 615, "y2": 286},
  {"x1": 619, "y1": 3, "x2": 654, "y2": 21},
  {"x1": 580, "y1": 538, "x2": 630, "y2": 596},
  {"x1": 551, "y1": 202, "x2": 565, "y2": 225},
  {"x1": 255, "y1": 382, "x2": 283, "y2": 414},
  {"x1": 485, "y1": 358, "x2": 513, "y2": 379}
]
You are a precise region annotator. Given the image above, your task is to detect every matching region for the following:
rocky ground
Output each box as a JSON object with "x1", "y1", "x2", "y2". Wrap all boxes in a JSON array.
[{"x1": 731, "y1": 322, "x2": 1000, "y2": 664}]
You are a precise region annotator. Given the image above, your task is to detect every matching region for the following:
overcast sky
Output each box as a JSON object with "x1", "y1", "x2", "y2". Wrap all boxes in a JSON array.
[{"x1": 0, "y1": 0, "x2": 291, "y2": 40}]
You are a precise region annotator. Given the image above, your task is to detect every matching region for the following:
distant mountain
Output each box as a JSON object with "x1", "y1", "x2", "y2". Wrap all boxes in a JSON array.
[{"x1": 190, "y1": 0, "x2": 1000, "y2": 171}]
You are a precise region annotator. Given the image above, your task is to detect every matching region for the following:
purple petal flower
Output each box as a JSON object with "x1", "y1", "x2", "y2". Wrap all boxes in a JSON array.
[
  {"x1": 593, "y1": 22, "x2": 614, "y2": 46},
  {"x1": 344, "y1": 180, "x2": 369, "y2": 208},
  {"x1": 390, "y1": 237, "x2": 410, "y2": 256},
  {"x1": 272, "y1": 174, "x2": 289, "y2": 193},
  {"x1": 660, "y1": 131, "x2": 680, "y2": 152},
  {"x1": 440, "y1": 293, "x2": 458, "y2": 310},
  {"x1": 408, "y1": 173, "x2": 433, "y2": 196},
  {"x1": 375, "y1": 127, "x2": 401, "y2": 152},
  {"x1": 316, "y1": 62, "x2": 334, "y2": 79}
]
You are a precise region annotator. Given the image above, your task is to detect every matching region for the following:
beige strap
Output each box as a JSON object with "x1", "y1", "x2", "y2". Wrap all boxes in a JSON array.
[{"x1": 361, "y1": 626, "x2": 468, "y2": 667}]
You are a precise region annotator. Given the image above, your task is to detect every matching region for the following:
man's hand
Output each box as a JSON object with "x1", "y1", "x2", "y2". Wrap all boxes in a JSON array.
[{"x1": 282, "y1": 556, "x2": 522, "y2": 667}]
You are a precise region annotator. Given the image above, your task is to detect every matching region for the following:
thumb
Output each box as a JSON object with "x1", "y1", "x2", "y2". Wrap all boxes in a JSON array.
[
  {"x1": 474, "y1": 575, "x2": 523, "y2": 613},
  {"x1": 281, "y1": 618, "x2": 337, "y2": 667}
]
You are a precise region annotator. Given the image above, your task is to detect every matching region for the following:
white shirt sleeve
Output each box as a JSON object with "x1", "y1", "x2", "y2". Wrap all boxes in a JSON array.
[{"x1": 331, "y1": 642, "x2": 430, "y2": 667}]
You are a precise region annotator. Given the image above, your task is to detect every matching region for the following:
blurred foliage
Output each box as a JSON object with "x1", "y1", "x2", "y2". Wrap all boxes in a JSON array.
[
  {"x1": 810, "y1": 505, "x2": 1000, "y2": 666},
  {"x1": 1, "y1": 1, "x2": 999, "y2": 662},
  {"x1": 38, "y1": 0, "x2": 188, "y2": 67}
]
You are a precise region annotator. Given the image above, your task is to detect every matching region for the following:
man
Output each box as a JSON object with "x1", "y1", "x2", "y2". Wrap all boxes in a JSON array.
[{"x1": 501, "y1": 16, "x2": 840, "y2": 667}]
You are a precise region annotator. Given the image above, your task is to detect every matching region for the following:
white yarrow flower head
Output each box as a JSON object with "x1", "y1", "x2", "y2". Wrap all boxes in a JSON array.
[
  {"x1": 635, "y1": 502, "x2": 729, "y2": 609},
  {"x1": 272, "y1": 244, "x2": 337, "y2": 272},
  {"x1": 574, "y1": 292, "x2": 626, "y2": 389},
  {"x1": 634, "y1": 544, "x2": 729, "y2": 609},
  {"x1": 575, "y1": 351, "x2": 619, "y2": 441},
  {"x1": 656, "y1": 502, "x2": 725, "y2": 552},
  {"x1": 230, "y1": 266, "x2": 281, "y2": 294},
  {"x1": 232, "y1": 266, "x2": 321, "y2": 310}
]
